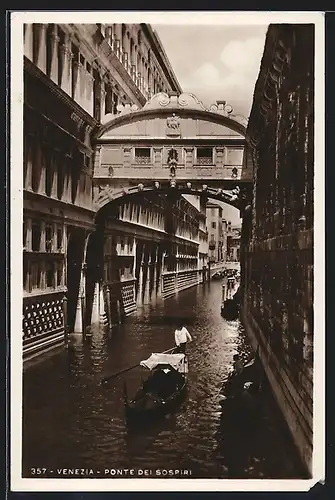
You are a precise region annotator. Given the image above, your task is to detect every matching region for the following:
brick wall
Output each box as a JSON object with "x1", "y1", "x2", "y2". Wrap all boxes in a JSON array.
[{"x1": 242, "y1": 24, "x2": 314, "y2": 474}]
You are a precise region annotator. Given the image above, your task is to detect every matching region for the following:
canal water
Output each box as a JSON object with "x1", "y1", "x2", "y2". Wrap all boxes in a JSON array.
[{"x1": 22, "y1": 281, "x2": 306, "y2": 479}]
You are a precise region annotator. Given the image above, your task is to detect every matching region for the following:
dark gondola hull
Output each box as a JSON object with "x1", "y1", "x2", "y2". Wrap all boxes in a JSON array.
[
  {"x1": 125, "y1": 377, "x2": 187, "y2": 424},
  {"x1": 219, "y1": 358, "x2": 262, "y2": 401},
  {"x1": 221, "y1": 299, "x2": 239, "y2": 320}
]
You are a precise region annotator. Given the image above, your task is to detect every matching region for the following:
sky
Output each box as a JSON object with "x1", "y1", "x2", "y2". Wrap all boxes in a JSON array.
[
  {"x1": 153, "y1": 24, "x2": 268, "y2": 120},
  {"x1": 153, "y1": 24, "x2": 268, "y2": 224}
]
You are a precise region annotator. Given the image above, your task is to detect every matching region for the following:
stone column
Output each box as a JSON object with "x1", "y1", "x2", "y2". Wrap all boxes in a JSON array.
[
  {"x1": 24, "y1": 138, "x2": 33, "y2": 191},
  {"x1": 132, "y1": 239, "x2": 137, "y2": 280},
  {"x1": 24, "y1": 23, "x2": 33, "y2": 60},
  {"x1": 64, "y1": 159, "x2": 73, "y2": 203},
  {"x1": 74, "y1": 263, "x2": 86, "y2": 334},
  {"x1": 114, "y1": 24, "x2": 122, "y2": 58},
  {"x1": 152, "y1": 245, "x2": 158, "y2": 300},
  {"x1": 60, "y1": 35, "x2": 72, "y2": 95},
  {"x1": 52, "y1": 222, "x2": 58, "y2": 252},
  {"x1": 36, "y1": 24, "x2": 47, "y2": 73},
  {"x1": 72, "y1": 60, "x2": 80, "y2": 103},
  {"x1": 86, "y1": 71, "x2": 94, "y2": 116},
  {"x1": 40, "y1": 220, "x2": 46, "y2": 252},
  {"x1": 156, "y1": 248, "x2": 164, "y2": 297},
  {"x1": 49, "y1": 24, "x2": 59, "y2": 84},
  {"x1": 26, "y1": 218, "x2": 32, "y2": 251},
  {"x1": 136, "y1": 244, "x2": 144, "y2": 306},
  {"x1": 143, "y1": 246, "x2": 151, "y2": 303},
  {"x1": 50, "y1": 153, "x2": 58, "y2": 198},
  {"x1": 37, "y1": 142, "x2": 46, "y2": 195},
  {"x1": 100, "y1": 79, "x2": 107, "y2": 118}
]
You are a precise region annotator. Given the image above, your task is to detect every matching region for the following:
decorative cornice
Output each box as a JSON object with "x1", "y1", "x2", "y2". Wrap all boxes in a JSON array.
[{"x1": 96, "y1": 92, "x2": 247, "y2": 141}]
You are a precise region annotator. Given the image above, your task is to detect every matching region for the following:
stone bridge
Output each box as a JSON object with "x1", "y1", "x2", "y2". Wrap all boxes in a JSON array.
[{"x1": 92, "y1": 92, "x2": 253, "y2": 219}]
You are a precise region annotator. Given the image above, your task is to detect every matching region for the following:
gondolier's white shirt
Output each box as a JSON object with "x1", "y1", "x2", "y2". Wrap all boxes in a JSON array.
[{"x1": 175, "y1": 327, "x2": 192, "y2": 346}]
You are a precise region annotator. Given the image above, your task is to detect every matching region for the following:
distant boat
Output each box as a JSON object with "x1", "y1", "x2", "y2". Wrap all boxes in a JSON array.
[{"x1": 124, "y1": 352, "x2": 188, "y2": 423}]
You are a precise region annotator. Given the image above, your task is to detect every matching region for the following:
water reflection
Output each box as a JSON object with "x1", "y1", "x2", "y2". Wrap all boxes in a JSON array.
[{"x1": 23, "y1": 281, "x2": 305, "y2": 478}]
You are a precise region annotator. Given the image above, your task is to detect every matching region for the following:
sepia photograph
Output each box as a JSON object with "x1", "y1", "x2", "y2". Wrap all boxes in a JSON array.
[{"x1": 10, "y1": 11, "x2": 325, "y2": 492}]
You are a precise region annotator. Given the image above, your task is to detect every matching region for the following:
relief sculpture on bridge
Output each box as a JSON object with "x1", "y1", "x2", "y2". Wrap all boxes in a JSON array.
[{"x1": 166, "y1": 113, "x2": 181, "y2": 137}]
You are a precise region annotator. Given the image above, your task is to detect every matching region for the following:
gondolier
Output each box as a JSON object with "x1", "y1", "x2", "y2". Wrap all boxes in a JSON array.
[{"x1": 174, "y1": 322, "x2": 192, "y2": 354}]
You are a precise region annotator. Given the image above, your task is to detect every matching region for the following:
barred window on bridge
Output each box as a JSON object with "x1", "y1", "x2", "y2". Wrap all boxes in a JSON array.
[
  {"x1": 196, "y1": 147, "x2": 213, "y2": 165},
  {"x1": 135, "y1": 147, "x2": 151, "y2": 165}
]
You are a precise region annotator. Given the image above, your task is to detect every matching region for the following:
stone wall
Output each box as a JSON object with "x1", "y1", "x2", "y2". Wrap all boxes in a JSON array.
[{"x1": 242, "y1": 24, "x2": 314, "y2": 474}]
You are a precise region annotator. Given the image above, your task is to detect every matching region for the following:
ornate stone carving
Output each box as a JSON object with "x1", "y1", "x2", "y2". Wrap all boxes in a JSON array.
[{"x1": 166, "y1": 114, "x2": 180, "y2": 136}]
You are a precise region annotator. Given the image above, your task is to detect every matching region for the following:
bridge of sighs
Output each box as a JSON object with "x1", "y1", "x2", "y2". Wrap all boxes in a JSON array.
[{"x1": 76, "y1": 92, "x2": 253, "y2": 333}]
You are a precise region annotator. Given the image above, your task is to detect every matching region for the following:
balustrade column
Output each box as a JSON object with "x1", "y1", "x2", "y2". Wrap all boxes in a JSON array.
[
  {"x1": 49, "y1": 24, "x2": 59, "y2": 84},
  {"x1": 24, "y1": 23, "x2": 33, "y2": 60}
]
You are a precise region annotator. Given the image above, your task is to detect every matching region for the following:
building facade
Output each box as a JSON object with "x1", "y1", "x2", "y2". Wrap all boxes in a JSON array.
[
  {"x1": 241, "y1": 24, "x2": 314, "y2": 473},
  {"x1": 227, "y1": 226, "x2": 241, "y2": 262},
  {"x1": 206, "y1": 202, "x2": 223, "y2": 263},
  {"x1": 22, "y1": 22, "x2": 181, "y2": 361},
  {"x1": 96, "y1": 192, "x2": 206, "y2": 328}
]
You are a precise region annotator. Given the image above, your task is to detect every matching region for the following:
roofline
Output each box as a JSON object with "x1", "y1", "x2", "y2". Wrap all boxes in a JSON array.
[
  {"x1": 94, "y1": 107, "x2": 247, "y2": 142},
  {"x1": 141, "y1": 24, "x2": 183, "y2": 94}
]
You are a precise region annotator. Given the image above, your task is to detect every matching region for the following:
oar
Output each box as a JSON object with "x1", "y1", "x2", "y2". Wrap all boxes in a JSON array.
[{"x1": 100, "y1": 346, "x2": 176, "y2": 385}]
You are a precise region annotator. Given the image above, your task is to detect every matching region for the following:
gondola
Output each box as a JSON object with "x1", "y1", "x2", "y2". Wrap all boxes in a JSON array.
[
  {"x1": 124, "y1": 352, "x2": 188, "y2": 423},
  {"x1": 221, "y1": 298, "x2": 239, "y2": 320},
  {"x1": 218, "y1": 357, "x2": 261, "y2": 402}
]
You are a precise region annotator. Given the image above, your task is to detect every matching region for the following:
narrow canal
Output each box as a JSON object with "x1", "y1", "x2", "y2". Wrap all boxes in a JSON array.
[{"x1": 23, "y1": 281, "x2": 306, "y2": 479}]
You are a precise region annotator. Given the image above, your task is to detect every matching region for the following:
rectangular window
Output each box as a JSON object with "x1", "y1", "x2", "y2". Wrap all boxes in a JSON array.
[
  {"x1": 196, "y1": 147, "x2": 213, "y2": 165},
  {"x1": 32, "y1": 223, "x2": 41, "y2": 252},
  {"x1": 212, "y1": 222, "x2": 216, "y2": 229},
  {"x1": 135, "y1": 147, "x2": 151, "y2": 165},
  {"x1": 46, "y1": 261, "x2": 55, "y2": 288},
  {"x1": 211, "y1": 208, "x2": 215, "y2": 216}
]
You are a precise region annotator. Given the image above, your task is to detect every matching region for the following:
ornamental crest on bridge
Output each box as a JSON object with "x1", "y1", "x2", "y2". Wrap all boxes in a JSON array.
[{"x1": 166, "y1": 113, "x2": 181, "y2": 136}]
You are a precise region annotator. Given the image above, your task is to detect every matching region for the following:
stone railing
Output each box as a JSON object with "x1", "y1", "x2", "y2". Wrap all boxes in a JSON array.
[
  {"x1": 120, "y1": 278, "x2": 137, "y2": 315},
  {"x1": 23, "y1": 290, "x2": 66, "y2": 360}
]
